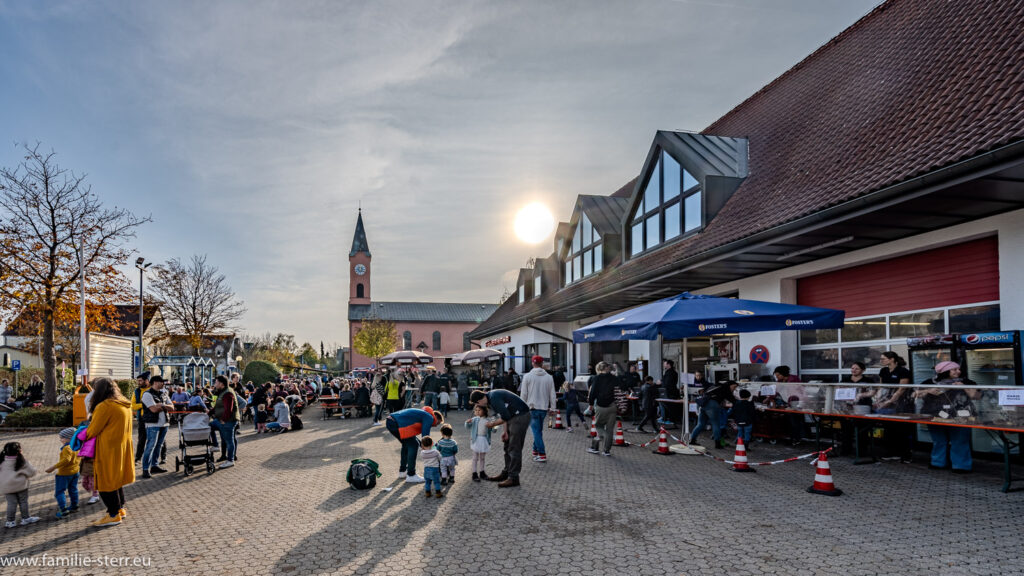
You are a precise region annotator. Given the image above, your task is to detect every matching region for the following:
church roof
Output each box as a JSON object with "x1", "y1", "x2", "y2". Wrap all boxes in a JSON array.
[
  {"x1": 349, "y1": 301, "x2": 498, "y2": 323},
  {"x1": 349, "y1": 210, "x2": 371, "y2": 257}
]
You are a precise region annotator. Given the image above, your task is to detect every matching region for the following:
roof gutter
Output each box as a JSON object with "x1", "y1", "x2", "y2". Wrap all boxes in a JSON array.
[{"x1": 476, "y1": 139, "x2": 1024, "y2": 336}]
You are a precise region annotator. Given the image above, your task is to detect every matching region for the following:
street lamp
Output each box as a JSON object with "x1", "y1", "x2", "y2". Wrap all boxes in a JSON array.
[{"x1": 135, "y1": 257, "x2": 152, "y2": 378}]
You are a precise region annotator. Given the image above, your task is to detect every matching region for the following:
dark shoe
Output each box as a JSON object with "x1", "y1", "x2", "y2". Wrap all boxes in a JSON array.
[
  {"x1": 150, "y1": 466, "x2": 168, "y2": 474},
  {"x1": 487, "y1": 472, "x2": 508, "y2": 482},
  {"x1": 952, "y1": 469, "x2": 972, "y2": 475},
  {"x1": 497, "y1": 477, "x2": 520, "y2": 488},
  {"x1": 67, "y1": 506, "x2": 79, "y2": 513},
  {"x1": 472, "y1": 473, "x2": 480, "y2": 482},
  {"x1": 435, "y1": 491, "x2": 445, "y2": 498},
  {"x1": 141, "y1": 471, "x2": 152, "y2": 479},
  {"x1": 424, "y1": 491, "x2": 432, "y2": 498},
  {"x1": 479, "y1": 472, "x2": 489, "y2": 481},
  {"x1": 448, "y1": 476, "x2": 455, "y2": 485},
  {"x1": 440, "y1": 478, "x2": 447, "y2": 486},
  {"x1": 216, "y1": 456, "x2": 228, "y2": 462}
]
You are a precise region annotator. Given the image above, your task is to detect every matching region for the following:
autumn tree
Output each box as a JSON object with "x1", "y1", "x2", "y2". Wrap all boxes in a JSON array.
[
  {"x1": 352, "y1": 318, "x2": 398, "y2": 362},
  {"x1": 297, "y1": 342, "x2": 318, "y2": 367},
  {"x1": 242, "y1": 332, "x2": 297, "y2": 367},
  {"x1": 0, "y1": 144, "x2": 149, "y2": 405},
  {"x1": 148, "y1": 254, "x2": 245, "y2": 354}
]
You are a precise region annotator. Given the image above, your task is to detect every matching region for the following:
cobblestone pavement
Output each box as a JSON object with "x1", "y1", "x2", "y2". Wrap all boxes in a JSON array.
[{"x1": 1, "y1": 413, "x2": 1022, "y2": 576}]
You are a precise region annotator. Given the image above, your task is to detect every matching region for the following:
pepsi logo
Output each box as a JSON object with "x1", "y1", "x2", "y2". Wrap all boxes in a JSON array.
[{"x1": 965, "y1": 334, "x2": 980, "y2": 345}]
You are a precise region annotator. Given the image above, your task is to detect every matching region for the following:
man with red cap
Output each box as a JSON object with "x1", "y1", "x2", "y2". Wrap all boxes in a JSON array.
[
  {"x1": 520, "y1": 355, "x2": 557, "y2": 463},
  {"x1": 385, "y1": 405, "x2": 444, "y2": 484}
]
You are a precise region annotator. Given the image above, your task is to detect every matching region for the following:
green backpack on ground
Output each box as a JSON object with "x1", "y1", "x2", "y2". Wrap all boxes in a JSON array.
[{"x1": 347, "y1": 458, "x2": 382, "y2": 490}]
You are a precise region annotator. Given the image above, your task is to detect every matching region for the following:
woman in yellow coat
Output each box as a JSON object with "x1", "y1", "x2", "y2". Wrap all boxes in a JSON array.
[{"x1": 85, "y1": 377, "x2": 135, "y2": 527}]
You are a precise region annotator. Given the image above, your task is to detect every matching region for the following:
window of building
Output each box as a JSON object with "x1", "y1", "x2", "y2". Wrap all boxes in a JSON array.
[
  {"x1": 798, "y1": 302, "x2": 1000, "y2": 381},
  {"x1": 356, "y1": 283, "x2": 364, "y2": 299},
  {"x1": 629, "y1": 149, "x2": 702, "y2": 257},
  {"x1": 403, "y1": 331, "x2": 412, "y2": 350},
  {"x1": 432, "y1": 331, "x2": 441, "y2": 351},
  {"x1": 564, "y1": 212, "x2": 603, "y2": 286},
  {"x1": 462, "y1": 332, "x2": 471, "y2": 352},
  {"x1": 534, "y1": 274, "x2": 541, "y2": 298},
  {"x1": 518, "y1": 284, "x2": 525, "y2": 304}
]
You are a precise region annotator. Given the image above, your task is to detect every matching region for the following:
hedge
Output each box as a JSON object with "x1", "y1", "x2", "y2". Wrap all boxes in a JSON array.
[
  {"x1": 242, "y1": 360, "x2": 281, "y2": 386},
  {"x1": 1, "y1": 406, "x2": 73, "y2": 428}
]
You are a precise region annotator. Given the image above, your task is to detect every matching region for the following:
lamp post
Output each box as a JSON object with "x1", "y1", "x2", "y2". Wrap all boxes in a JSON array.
[{"x1": 135, "y1": 257, "x2": 151, "y2": 378}]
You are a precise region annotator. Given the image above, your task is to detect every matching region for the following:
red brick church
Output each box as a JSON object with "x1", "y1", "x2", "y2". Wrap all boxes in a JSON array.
[{"x1": 347, "y1": 210, "x2": 498, "y2": 370}]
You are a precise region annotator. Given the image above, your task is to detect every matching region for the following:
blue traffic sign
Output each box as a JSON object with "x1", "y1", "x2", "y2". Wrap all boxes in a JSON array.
[{"x1": 11, "y1": 360, "x2": 21, "y2": 371}]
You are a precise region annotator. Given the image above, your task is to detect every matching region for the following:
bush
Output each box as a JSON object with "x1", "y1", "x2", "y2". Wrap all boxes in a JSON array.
[
  {"x1": 2, "y1": 406, "x2": 73, "y2": 428},
  {"x1": 115, "y1": 379, "x2": 136, "y2": 399},
  {"x1": 242, "y1": 360, "x2": 281, "y2": 386}
]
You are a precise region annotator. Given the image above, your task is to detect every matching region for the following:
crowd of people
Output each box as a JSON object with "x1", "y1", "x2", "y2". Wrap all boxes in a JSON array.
[{"x1": 0, "y1": 352, "x2": 992, "y2": 527}]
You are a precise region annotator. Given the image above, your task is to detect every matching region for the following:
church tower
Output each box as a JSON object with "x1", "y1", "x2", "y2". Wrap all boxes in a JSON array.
[{"x1": 349, "y1": 209, "x2": 371, "y2": 306}]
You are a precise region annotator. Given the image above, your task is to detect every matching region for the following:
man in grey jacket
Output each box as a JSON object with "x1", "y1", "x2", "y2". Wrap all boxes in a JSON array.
[{"x1": 519, "y1": 355, "x2": 557, "y2": 463}]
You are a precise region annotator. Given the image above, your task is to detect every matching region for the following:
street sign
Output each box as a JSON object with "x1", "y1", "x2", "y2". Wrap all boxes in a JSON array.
[{"x1": 11, "y1": 360, "x2": 21, "y2": 371}]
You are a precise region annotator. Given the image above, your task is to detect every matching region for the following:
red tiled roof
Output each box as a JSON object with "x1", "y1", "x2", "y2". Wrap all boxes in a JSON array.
[{"x1": 471, "y1": 0, "x2": 1024, "y2": 338}]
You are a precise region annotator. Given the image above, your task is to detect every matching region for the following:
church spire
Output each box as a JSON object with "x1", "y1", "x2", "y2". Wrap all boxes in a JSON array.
[{"x1": 350, "y1": 209, "x2": 371, "y2": 257}]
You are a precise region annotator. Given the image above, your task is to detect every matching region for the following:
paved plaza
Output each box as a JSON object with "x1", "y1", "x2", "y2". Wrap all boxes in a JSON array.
[{"x1": 1, "y1": 415, "x2": 1022, "y2": 576}]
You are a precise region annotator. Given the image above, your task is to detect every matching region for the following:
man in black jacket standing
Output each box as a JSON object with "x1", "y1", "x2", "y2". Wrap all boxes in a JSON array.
[{"x1": 689, "y1": 380, "x2": 738, "y2": 449}]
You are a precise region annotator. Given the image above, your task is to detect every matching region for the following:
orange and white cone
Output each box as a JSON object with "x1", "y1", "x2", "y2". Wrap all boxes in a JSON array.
[
  {"x1": 652, "y1": 427, "x2": 673, "y2": 455},
  {"x1": 613, "y1": 420, "x2": 629, "y2": 446},
  {"x1": 807, "y1": 452, "x2": 843, "y2": 496},
  {"x1": 552, "y1": 411, "x2": 565, "y2": 430},
  {"x1": 589, "y1": 416, "x2": 598, "y2": 438},
  {"x1": 731, "y1": 437, "x2": 756, "y2": 473}
]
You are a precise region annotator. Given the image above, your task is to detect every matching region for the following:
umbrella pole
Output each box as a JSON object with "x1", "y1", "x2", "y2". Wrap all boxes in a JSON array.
[{"x1": 670, "y1": 379, "x2": 702, "y2": 455}]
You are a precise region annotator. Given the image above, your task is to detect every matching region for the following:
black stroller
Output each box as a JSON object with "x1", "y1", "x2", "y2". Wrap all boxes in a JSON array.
[{"x1": 174, "y1": 411, "x2": 216, "y2": 476}]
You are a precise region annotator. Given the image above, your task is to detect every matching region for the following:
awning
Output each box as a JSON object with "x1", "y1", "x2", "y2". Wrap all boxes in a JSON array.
[{"x1": 573, "y1": 292, "x2": 844, "y2": 343}]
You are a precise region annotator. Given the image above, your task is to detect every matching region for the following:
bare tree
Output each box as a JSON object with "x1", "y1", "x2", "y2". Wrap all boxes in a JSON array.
[
  {"x1": 0, "y1": 143, "x2": 149, "y2": 405},
  {"x1": 148, "y1": 254, "x2": 246, "y2": 354}
]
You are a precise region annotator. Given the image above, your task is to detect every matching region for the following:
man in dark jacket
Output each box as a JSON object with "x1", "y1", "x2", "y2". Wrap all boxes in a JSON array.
[
  {"x1": 689, "y1": 380, "x2": 738, "y2": 449},
  {"x1": 421, "y1": 368, "x2": 441, "y2": 410}
]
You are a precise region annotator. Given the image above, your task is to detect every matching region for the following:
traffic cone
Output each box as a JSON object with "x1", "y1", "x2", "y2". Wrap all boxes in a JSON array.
[
  {"x1": 589, "y1": 416, "x2": 597, "y2": 438},
  {"x1": 652, "y1": 427, "x2": 673, "y2": 455},
  {"x1": 613, "y1": 420, "x2": 629, "y2": 446},
  {"x1": 731, "y1": 437, "x2": 756, "y2": 473},
  {"x1": 552, "y1": 411, "x2": 565, "y2": 430},
  {"x1": 807, "y1": 452, "x2": 843, "y2": 496}
]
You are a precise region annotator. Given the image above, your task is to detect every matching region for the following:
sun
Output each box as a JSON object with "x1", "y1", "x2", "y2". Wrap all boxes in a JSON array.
[{"x1": 514, "y1": 202, "x2": 555, "y2": 244}]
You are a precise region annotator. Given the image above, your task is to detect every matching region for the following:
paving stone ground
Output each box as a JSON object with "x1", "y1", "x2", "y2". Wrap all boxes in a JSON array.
[{"x1": 1, "y1": 412, "x2": 1022, "y2": 576}]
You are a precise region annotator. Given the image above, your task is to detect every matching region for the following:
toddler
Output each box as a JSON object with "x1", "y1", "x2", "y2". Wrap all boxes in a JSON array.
[
  {"x1": 45, "y1": 428, "x2": 80, "y2": 518},
  {"x1": 70, "y1": 421, "x2": 100, "y2": 505},
  {"x1": 438, "y1": 390, "x2": 450, "y2": 418},
  {"x1": 464, "y1": 405, "x2": 493, "y2": 482},
  {"x1": 435, "y1": 424, "x2": 459, "y2": 486},
  {"x1": 419, "y1": 437, "x2": 443, "y2": 498},
  {"x1": 255, "y1": 404, "x2": 268, "y2": 433},
  {"x1": 1, "y1": 442, "x2": 40, "y2": 528}
]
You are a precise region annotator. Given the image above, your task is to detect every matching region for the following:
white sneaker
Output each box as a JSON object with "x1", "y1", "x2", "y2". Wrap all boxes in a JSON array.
[
  {"x1": 587, "y1": 447, "x2": 600, "y2": 454},
  {"x1": 404, "y1": 474, "x2": 425, "y2": 484},
  {"x1": 566, "y1": 427, "x2": 574, "y2": 433},
  {"x1": 19, "y1": 517, "x2": 40, "y2": 525},
  {"x1": 372, "y1": 421, "x2": 383, "y2": 427},
  {"x1": 4, "y1": 521, "x2": 15, "y2": 528},
  {"x1": 397, "y1": 471, "x2": 407, "y2": 479},
  {"x1": 218, "y1": 461, "x2": 234, "y2": 469},
  {"x1": 87, "y1": 495, "x2": 100, "y2": 505}
]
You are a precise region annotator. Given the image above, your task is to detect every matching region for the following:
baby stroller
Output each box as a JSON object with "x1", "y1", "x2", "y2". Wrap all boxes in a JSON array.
[{"x1": 175, "y1": 411, "x2": 216, "y2": 476}]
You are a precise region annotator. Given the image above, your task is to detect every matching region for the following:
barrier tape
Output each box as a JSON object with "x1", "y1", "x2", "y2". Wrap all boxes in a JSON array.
[{"x1": 694, "y1": 445, "x2": 834, "y2": 467}]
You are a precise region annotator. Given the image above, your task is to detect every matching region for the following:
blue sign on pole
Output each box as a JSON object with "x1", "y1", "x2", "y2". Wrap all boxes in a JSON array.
[{"x1": 11, "y1": 360, "x2": 21, "y2": 371}]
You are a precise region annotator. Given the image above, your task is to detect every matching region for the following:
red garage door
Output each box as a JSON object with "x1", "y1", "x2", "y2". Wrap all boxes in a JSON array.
[{"x1": 797, "y1": 237, "x2": 999, "y2": 318}]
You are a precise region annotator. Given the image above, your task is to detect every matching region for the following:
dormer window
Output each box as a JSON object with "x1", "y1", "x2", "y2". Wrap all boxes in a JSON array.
[
  {"x1": 534, "y1": 273, "x2": 541, "y2": 298},
  {"x1": 563, "y1": 213, "x2": 602, "y2": 286},
  {"x1": 518, "y1": 284, "x2": 525, "y2": 304},
  {"x1": 629, "y1": 150, "x2": 702, "y2": 257}
]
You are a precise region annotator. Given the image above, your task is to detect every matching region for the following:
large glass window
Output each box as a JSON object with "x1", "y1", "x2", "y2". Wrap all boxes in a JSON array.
[
  {"x1": 629, "y1": 149, "x2": 703, "y2": 257},
  {"x1": 517, "y1": 285, "x2": 524, "y2": 304},
  {"x1": 564, "y1": 211, "x2": 604, "y2": 286},
  {"x1": 593, "y1": 244, "x2": 603, "y2": 272},
  {"x1": 534, "y1": 274, "x2": 541, "y2": 298},
  {"x1": 799, "y1": 303, "x2": 1000, "y2": 381}
]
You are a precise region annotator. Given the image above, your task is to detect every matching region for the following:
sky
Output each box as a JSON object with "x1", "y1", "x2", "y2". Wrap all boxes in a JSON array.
[{"x1": 0, "y1": 0, "x2": 879, "y2": 348}]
